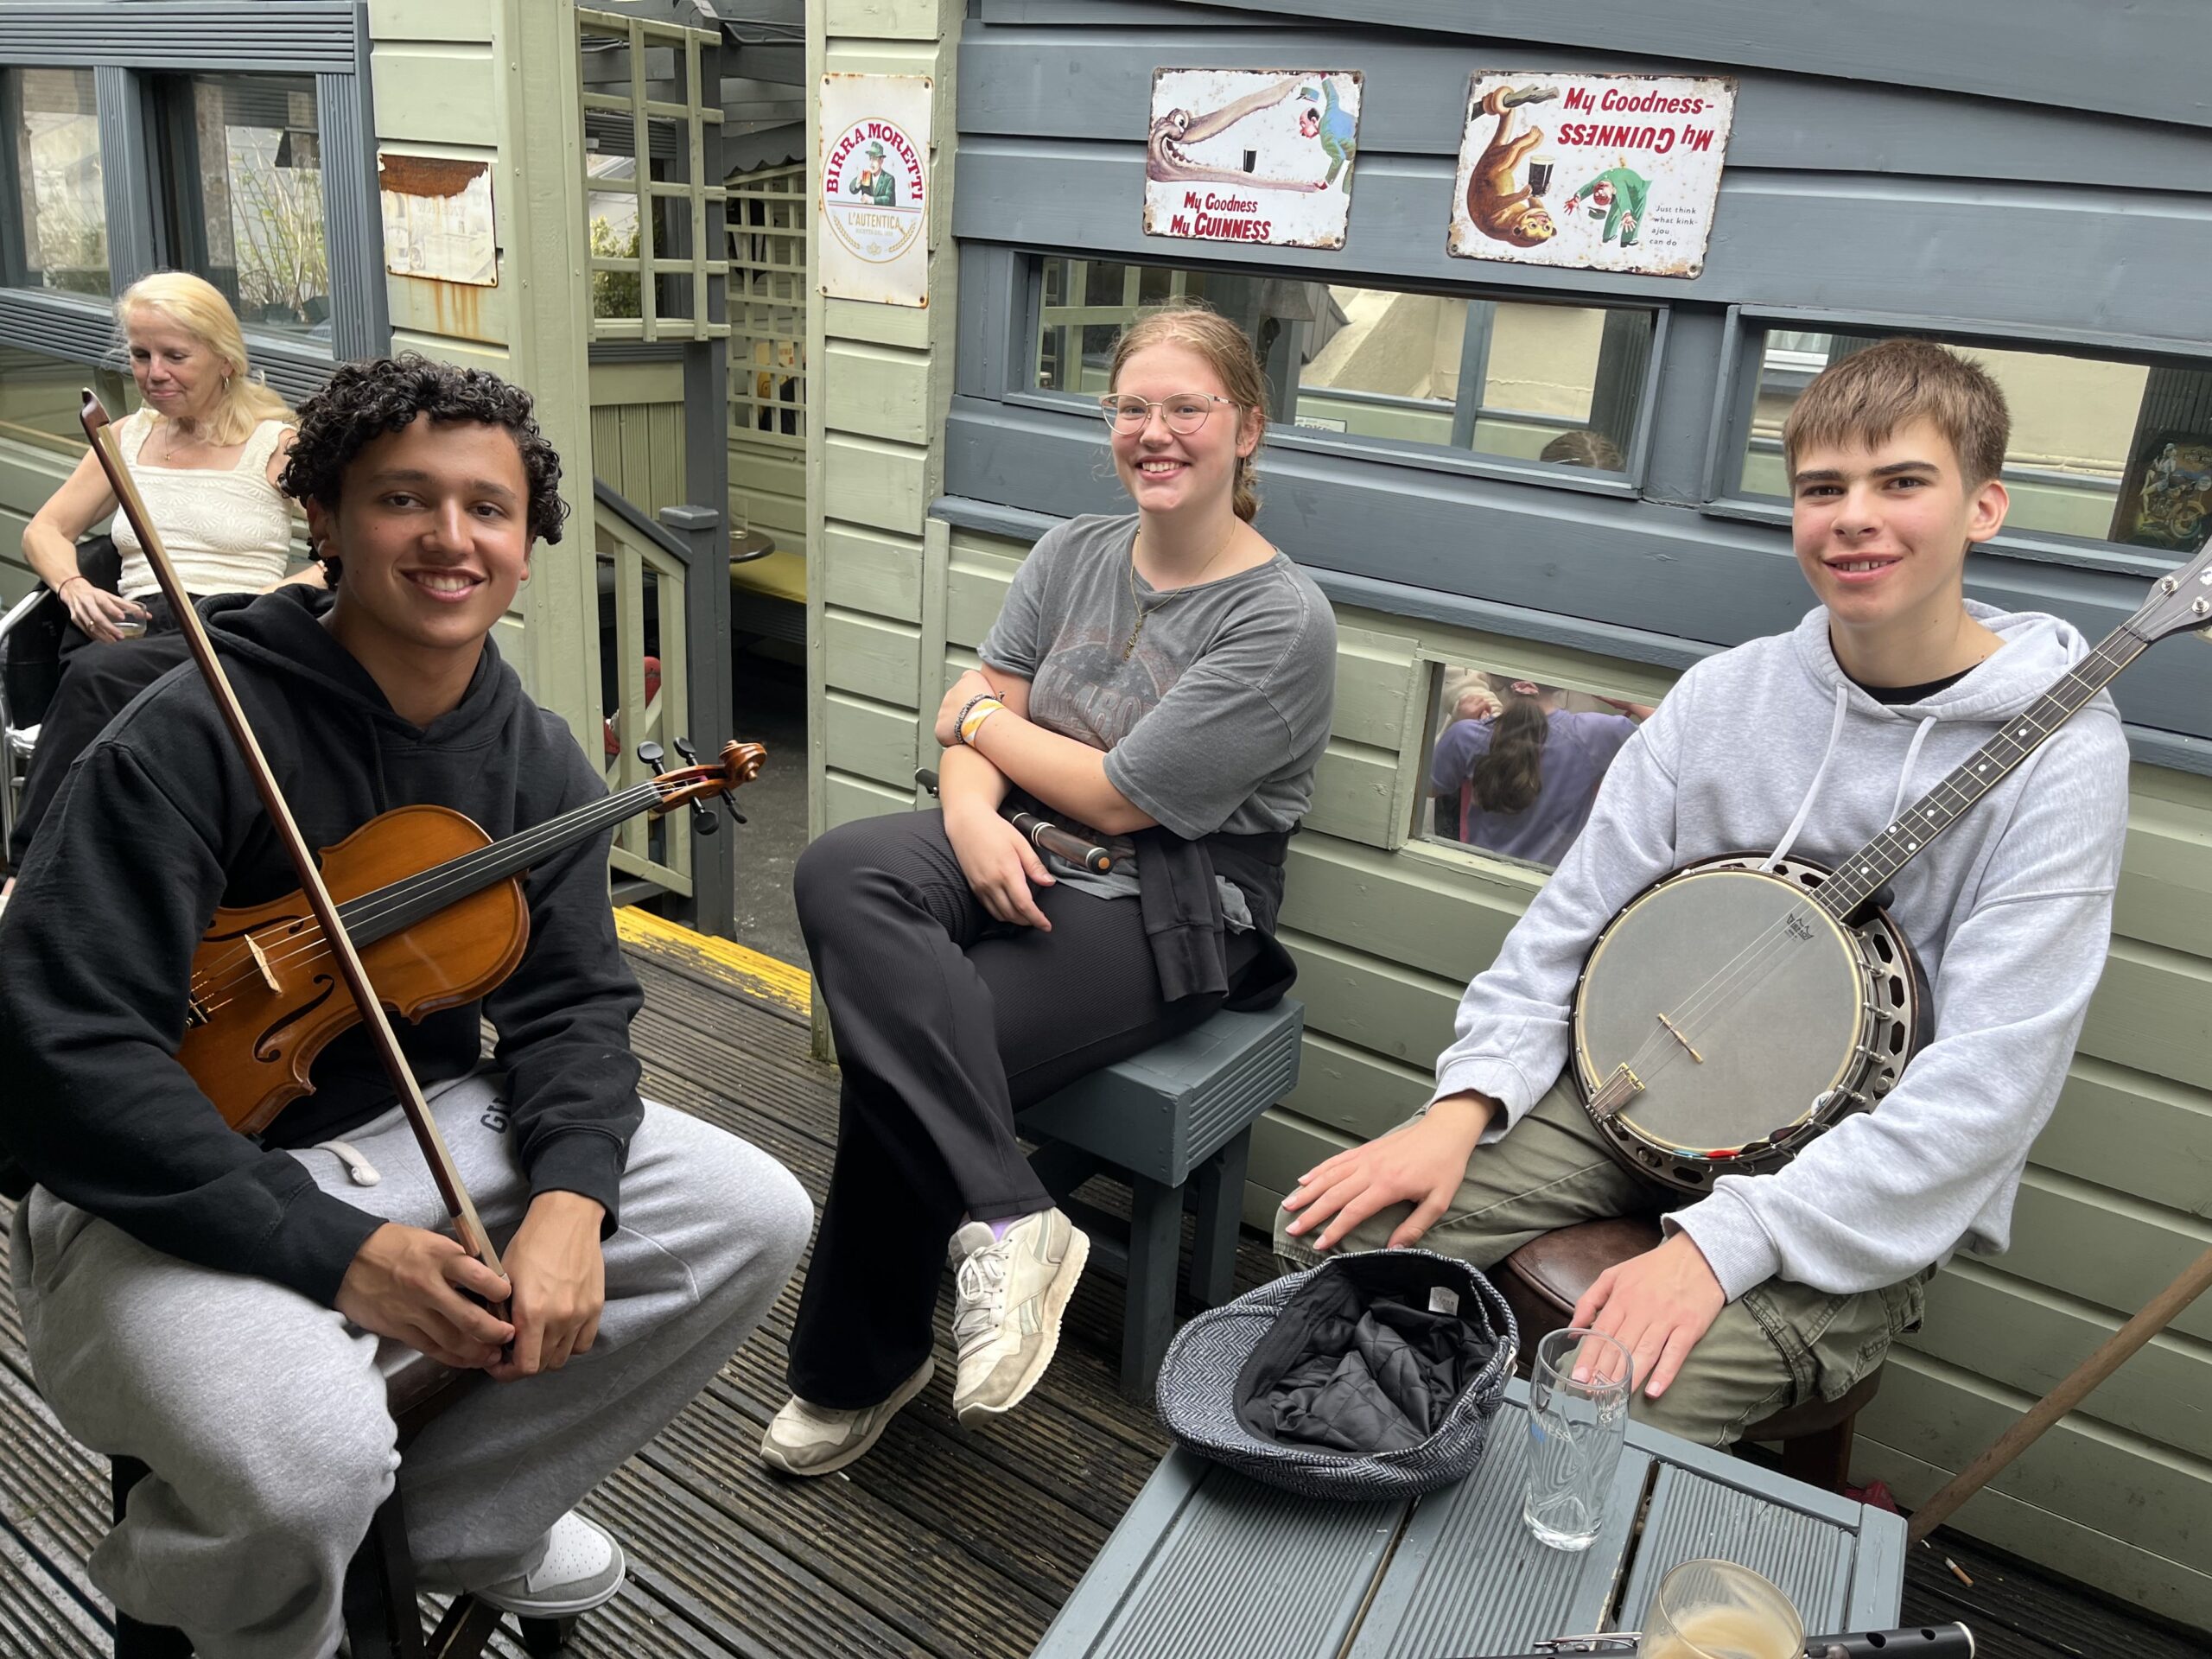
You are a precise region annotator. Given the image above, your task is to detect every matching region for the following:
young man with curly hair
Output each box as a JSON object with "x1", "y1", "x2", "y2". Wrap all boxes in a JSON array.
[{"x1": 0, "y1": 356, "x2": 810, "y2": 1657}]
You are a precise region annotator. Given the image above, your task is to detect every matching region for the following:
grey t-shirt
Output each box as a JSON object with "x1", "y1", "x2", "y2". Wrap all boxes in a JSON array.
[{"x1": 979, "y1": 512, "x2": 1337, "y2": 909}]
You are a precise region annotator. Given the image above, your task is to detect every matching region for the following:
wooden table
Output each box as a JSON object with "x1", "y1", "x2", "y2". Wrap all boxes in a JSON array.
[{"x1": 1036, "y1": 1380, "x2": 1906, "y2": 1659}]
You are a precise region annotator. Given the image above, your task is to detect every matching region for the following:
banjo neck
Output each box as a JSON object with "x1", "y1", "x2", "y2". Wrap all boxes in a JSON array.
[{"x1": 1814, "y1": 624, "x2": 2150, "y2": 922}]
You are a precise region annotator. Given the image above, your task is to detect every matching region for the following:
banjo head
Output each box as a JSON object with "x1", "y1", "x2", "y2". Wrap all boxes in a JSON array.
[{"x1": 1574, "y1": 864, "x2": 1872, "y2": 1185}]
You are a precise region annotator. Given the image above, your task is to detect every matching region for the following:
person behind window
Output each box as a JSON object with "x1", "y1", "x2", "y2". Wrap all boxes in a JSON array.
[
  {"x1": 1431, "y1": 677, "x2": 1653, "y2": 868},
  {"x1": 1538, "y1": 428, "x2": 1624, "y2": 470},
  {"x1": 760, "y1": 300, "x2": 1336, "y2": 1477},
  {"x1": 4, "y1": 270, "x2": 322, "y2": 899}
]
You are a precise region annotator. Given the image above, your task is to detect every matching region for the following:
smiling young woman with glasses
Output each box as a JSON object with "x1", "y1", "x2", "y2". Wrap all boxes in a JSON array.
[{"x1": 760, "y1": 300, "x2": 1338, "y2": 1478}]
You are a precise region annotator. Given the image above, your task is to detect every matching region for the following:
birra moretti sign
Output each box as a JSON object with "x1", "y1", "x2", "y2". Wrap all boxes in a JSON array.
[{"x1": 819, "y1": 73, "x2": 931, "y2": 307}]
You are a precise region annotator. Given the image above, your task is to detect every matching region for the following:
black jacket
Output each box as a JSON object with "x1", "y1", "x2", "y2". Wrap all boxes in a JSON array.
[{"x1": 0, "y1": 586, "x2": 643, "y2": 1306}]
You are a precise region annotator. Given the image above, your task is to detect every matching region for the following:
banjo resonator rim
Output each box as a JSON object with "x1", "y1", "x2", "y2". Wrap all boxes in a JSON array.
[{"x1": 1569, "y1": 854, "x2": 1921, "y2": 1197}]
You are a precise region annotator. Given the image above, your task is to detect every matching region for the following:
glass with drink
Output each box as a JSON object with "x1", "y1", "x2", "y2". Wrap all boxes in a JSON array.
[
  {"x1": 1527, "y1": 154, "x2": 1554, "y2": 195},
  {"x1": 1638, "y1": 1560, "x2": 1805, "y2": 1659},
  {"x1": 1522, "y1": 1327, "x2": 1632, "y2": 1551}
]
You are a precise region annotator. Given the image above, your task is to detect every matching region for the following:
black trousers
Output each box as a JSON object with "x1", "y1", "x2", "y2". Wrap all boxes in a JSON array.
[
  {"x1": 785, "y1": 808, "x2": 1258, "y2": 1408},
  {"x1": 11, "y1": 596, "x2": 193, "y2": 868}
]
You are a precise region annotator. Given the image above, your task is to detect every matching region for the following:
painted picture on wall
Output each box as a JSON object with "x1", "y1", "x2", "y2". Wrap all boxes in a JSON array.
[
  {"x1": 819, "y1": 73, "x2": 931, "y2": 307},
  {"x1": 2111, "y1": 433, "x2": 2212, "y2": 553},
  {"x1": 1448, "y1": 72, "x2": 1735, "y2": 279},
  {"x1": 1143, "y1": 68, "x2": 1363, "y2": 250}
]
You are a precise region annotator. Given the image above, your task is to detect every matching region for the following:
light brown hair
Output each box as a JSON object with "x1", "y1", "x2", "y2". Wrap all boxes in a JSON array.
[
  {"x1": 1108, "y1": 301, "x2": 1269, "y2": 521},
  {"x1": 1781, "y1": 336, "x2": 2010, "y2": 486},
  {"x1": 1538, "y1": 429, "x2": 1624, "y2": 471}
]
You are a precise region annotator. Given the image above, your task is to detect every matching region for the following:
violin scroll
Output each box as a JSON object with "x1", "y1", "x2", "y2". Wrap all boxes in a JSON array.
[{"x1": 645, "y1": 739, "x2": 768, "y2": 820}]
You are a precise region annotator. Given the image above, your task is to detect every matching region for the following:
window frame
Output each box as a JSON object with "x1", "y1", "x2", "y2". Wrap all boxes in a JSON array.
[
  {"x1": 1702, "y1": 303, "x2": 2212, "y2": 581},
  {"x1": 0, "y1": 4, "x2": 384, "y2": 400},
  {"x1": 1004, "y1": 246, "x2": 1667, "y2": 502}
]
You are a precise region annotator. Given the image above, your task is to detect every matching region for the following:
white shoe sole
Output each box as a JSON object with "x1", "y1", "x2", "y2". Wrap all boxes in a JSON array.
[
  {"x1": 760, "y1": 1357, "x2": 935, "y2": 1478},
  {"x1": 957, "y1": 1226, "x2": 1090, "y2": 1427}
]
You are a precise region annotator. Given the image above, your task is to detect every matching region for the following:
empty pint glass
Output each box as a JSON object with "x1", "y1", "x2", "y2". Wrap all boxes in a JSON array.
[
  {"x1": 1522, "y1": 1327, "x2": 1631, "y2": 1551},
  {"x1": 1637, "y1": 1560, "x2": 1804, "y2": 1659}
]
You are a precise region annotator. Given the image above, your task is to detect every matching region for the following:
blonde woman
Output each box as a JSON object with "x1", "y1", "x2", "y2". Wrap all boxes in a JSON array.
[{"x1": 7, "y1": 271, "x2": 315, "y2": 882}]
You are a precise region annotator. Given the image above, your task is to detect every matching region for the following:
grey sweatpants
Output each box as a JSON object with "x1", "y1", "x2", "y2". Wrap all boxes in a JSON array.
[{"x1": 10, "y1": 1071, "x2": 812, "y2": 1659}]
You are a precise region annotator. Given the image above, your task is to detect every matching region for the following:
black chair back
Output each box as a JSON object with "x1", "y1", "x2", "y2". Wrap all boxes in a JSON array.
[{"x1": 1, "y1": 535, "x2": 121, "y2": 729}]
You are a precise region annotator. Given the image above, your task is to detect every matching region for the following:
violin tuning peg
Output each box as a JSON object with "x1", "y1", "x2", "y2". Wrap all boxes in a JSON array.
[
  {"x1": 672, "y1": 736, "x2": 701, "y2": 766},
  {"x1": 688, "y1": 798, "x2": 719, "y2": 836},
  {"x1": 636, "y1": 741, "x2": 666, "y2": 773}
]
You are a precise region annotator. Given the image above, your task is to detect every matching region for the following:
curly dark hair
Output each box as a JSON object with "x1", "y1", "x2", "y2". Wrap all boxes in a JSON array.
[{"x1": 279, "y1": 354, "x2": 569, "y2": 581}]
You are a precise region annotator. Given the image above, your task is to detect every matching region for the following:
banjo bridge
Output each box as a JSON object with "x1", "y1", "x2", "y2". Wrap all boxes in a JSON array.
[{"x1": 1656, "y1": 1013, "x2": 1704, "y2": 1064}]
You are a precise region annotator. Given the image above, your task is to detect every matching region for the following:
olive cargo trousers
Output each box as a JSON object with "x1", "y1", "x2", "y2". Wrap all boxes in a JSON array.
[{"x1": 1274, "y1": 1076, "x2": 1929, "y2": 1449}]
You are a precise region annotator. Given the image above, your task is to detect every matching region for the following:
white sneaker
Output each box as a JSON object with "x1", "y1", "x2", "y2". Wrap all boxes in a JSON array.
[
  {"x1": 760, "y1": 1357, "x2": 935, "y2": 1477},
  {"x1": 468, "y1": 1510, "x2": 626, "y2": 1618},
  {"x1": 950, "y1": 1210, "x2": 1089, "y2": 1426}
]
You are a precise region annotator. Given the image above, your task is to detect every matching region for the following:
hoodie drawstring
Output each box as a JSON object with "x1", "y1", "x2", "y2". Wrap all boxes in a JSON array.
[
  {"x1": 315, "y1": 1138, "x2": 383, "y2": 1186},
  {"x1": 1762, "y1": 683, "x2": 1850, "y2": 871},
  {"x1": 1888, "y1": 715, "x2": 1938, "y2": 826}
]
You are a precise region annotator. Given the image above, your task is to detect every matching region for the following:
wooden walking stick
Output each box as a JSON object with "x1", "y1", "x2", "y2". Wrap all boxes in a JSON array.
[{"x1": 1906, "y1": 1242, "x2": 2212, "y2": 1544}]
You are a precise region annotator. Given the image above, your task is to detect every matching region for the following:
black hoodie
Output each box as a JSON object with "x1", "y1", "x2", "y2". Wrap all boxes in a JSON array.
[{"x1": 0, "y1": 585, "x2": 644, "y2": 1306}]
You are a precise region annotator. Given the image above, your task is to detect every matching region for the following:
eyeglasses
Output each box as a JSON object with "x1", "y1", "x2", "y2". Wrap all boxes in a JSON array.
[{"x1": 1097, "y1": 392, "x2": 1238, "y2": 435}]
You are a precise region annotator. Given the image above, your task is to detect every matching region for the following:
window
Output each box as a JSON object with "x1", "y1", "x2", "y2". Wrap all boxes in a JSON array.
[
  {"x1": 1034, "y1": 256, "x2": 1654, "y2": 475},
  {"x1": 1416, "y1": 660, "x2": 1661, "y2": 872},
  {"x1": 0, "y1": 346, "x2": 130, "y2": 453},
  {"x1": 1738, "y1": 328, "x2": 2212, "y2": 555},
  {"x1": 3, "y1": 67, "x2": 106, "y2": 296},
  {"x1": 157, "y1": 73, "x2": 328, "y2": 334}
]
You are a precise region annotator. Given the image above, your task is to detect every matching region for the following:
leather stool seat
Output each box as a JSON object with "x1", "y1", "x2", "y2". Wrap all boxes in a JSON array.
[{"x1": 1497, "y1": 1216, "x2": 1880, "y2": 1491}]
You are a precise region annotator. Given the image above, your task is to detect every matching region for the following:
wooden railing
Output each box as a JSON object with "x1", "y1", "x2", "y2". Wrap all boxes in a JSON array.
[{"x1": 593, "y1": 481, "x2": 734, "y2": 931}]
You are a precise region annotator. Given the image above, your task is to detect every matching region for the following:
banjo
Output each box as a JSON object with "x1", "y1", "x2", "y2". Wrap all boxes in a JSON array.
[{"x1": 1572, "y1": 540, "x2": 2212, "y2": 1196}]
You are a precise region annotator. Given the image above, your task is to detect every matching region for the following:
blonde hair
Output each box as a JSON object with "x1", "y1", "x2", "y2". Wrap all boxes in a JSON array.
[
  {"x1": 1108, "y1": 301, "x2": 1269, "y2": 522},
  {"x1": 116, "y1": 271, "x2": 294, "y2": 446},
  {"x1": 1782, "y1": 337, "x2": 2009, "y2": 487}
]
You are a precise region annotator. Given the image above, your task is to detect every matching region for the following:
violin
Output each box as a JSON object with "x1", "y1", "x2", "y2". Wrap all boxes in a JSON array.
[{"x1": 180, "y1": 741, "x2": 766, "y2": 1133}]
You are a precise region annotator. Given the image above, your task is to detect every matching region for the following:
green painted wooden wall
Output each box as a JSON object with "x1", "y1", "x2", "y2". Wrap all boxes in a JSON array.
[
  {"x1": 367, "y1": 0, "x2": 597, "y2": 732},
  {"x1": 887, "y1": 518, "x2": 2212, "y2": 1630},
  {"x1": 589, "y1": 360, "x2": 689, "y2": 518},
  {"x1": 804, "y1": 0, "x2": 963, "y2": 852}
]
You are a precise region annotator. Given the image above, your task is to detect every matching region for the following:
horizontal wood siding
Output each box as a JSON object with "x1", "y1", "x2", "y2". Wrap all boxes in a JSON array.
[{"x1": 941, "y1": 517, "x2": 2212, "y2": 1630}]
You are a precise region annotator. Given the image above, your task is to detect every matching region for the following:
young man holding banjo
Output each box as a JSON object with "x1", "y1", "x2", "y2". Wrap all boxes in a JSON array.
[
  {"x1": 1280, "y1": 339, "x2": 2134, "y2": 1448},
  {"x1": 0, "y1": 357, "x2": 811, "y2": 1656}
]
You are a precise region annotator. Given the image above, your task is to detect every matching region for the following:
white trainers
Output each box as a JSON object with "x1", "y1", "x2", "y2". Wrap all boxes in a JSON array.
[
  {"x1": 950, "y1": 1210, "x2": 1090, "y2": 1427},
  {"x1": 468, "y1": 1510, "x2": 626, "y2": 1618},
  {"x1": 760, "y1": 1357, "x2": 935, "y2": 1477}
]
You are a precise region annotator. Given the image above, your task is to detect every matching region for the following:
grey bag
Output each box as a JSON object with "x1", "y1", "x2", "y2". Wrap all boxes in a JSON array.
[{"x1": 1155, "y1": 1249, "x2": 1517, "y2": 1501}]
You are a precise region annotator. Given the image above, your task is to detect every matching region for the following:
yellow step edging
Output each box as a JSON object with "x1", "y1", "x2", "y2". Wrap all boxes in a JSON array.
[{"x1": 614, "y1": 906, "x2": 811, "y2": 1020}]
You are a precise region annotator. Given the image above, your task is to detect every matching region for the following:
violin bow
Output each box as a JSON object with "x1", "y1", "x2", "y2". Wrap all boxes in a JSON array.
[{"x1": 79, "y1": 392, "x2": 504, "y2": 1283}]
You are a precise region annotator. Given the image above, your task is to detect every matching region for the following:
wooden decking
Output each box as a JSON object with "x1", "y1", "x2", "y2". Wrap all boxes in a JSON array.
[{"x1": 1, "y1": 925, "x2": 2202, "y2": 1659}]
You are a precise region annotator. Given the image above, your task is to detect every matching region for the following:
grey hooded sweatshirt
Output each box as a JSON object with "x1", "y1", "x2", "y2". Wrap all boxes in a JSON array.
[{"x1": 1429, "y1": 602, "x2": 2131, "y2": 1300}]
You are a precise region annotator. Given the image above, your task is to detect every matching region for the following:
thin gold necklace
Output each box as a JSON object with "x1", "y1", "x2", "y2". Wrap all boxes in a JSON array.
[{"x1": 1122, "y1": 524, "x2": 1236, "y2": 659}]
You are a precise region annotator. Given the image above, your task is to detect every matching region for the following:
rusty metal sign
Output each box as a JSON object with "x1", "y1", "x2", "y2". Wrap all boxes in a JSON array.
[
  {"x1": 819, "y1": 73, "x2": 931, "y2": 308},
  {"x1": 1143, "y1": 68, "x2": 1363, "y2": 251},
  {"x1": 1448, "y1": 71, "x2": 1736, "y2": 279},
  {"x1": 378, "y1": 153, "x2": 497, "y2": 288}
]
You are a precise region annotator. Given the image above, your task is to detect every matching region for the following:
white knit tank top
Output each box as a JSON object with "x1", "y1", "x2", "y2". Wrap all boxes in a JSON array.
[{"x1": 111, "y1": 410, "x2": 297, "y2": 601}]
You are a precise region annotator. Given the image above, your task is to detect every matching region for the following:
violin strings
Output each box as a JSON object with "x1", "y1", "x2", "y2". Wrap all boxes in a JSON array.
[{"x1": 188, "y1": 779, "x2": 675, "y2": 1013}]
